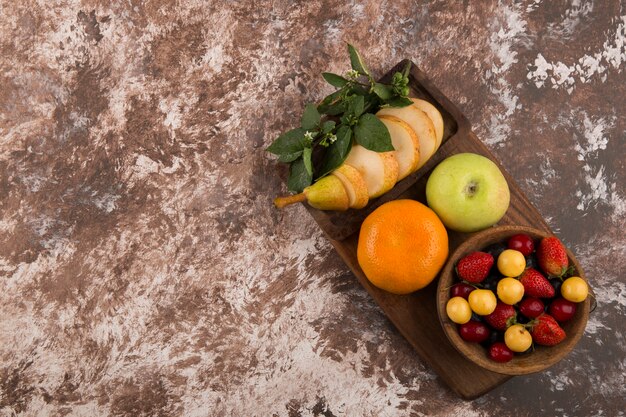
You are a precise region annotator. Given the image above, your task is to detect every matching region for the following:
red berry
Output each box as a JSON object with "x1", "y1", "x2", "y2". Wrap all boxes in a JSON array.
[
  {"x1": 537, "y1": 237, "x2": 569, "y2": 277},
  {"x1": 456, "y1": 252, "x2": 494, "y2": 283},
  {"x1": 459, "y1": 320, "x2": 491, "y2": 343},
  {"x1": 484, "y1": 302, "x2": 517, "y2": 331},
  {"x1": 530, "y1": 313, "x2": 566, "y2": 346},
  {"x1": 549, "y1": 298, "x2": 577, "y2": 322},
  {"x1": 488, "y1": 342, "x2": 514, "y2": 363},
  {"x1": 508, "y1": 234, "x2": 535, "y2": 257},
  {"x1": 519, "y1": 268, "x2": 555, "y2": 298},
  {"x1": 519, "y1": 297, "x2": 545, "y2": 319},
  {"x1": 450, "y1": 283, "x2": 475, "y2": 299}
]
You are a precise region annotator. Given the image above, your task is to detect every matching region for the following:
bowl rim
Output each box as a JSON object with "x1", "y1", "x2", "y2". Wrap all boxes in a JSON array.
[{"x1": 436, "y1": 225, "x2": 590, "y2": 375}]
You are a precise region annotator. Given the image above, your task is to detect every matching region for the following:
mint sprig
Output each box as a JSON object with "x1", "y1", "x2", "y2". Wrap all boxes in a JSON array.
[{"x1": 267, "y1": 44, "x2": 412, "y2": 193}]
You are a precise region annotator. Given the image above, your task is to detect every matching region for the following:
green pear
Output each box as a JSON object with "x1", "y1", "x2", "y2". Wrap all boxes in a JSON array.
[{"x1": 274, "y1": 175, "x2": 349, "y2": 211}]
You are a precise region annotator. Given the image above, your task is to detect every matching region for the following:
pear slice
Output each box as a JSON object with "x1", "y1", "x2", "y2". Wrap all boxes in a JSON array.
[
  {"x1": 377, "y1": 115, "x2": 420, "y2": 180},
  {"x1": 411, "y1": 98, "x2": 444, "y2": 150},
  {"x1": 274, "y1": 175, "x2": 349, "y2": 211},
  {"x1": 376, "y1": 105, "x2": 437, "y2": 170},
  {"x1": 344, "y1": 144, "x2": 399, "y2": 198},
  {"x1": 332, "y1": 164, "x2": 369, "y2": 209}
]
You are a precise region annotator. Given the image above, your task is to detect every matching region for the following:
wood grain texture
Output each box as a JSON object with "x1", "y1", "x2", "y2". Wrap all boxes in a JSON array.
[
  {"x1": 304, "y1": 61, "x2": 579, "y2": 399},
  {"x1": 437, "y1": 226, "x2": 590, "y2": 376}
]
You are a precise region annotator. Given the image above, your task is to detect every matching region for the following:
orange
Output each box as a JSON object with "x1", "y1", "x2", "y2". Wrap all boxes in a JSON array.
[{"x1": 357, "y1": 199, "x2": 449, "y2": 294}]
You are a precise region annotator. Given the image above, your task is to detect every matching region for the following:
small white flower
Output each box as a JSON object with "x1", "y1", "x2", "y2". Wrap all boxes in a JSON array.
[
  {"x1": 304, "y1": 131, "x2": 315, "y2": 141},
  {"x1": 328, "y1": 134, "x2": 337, "y2": 144}
]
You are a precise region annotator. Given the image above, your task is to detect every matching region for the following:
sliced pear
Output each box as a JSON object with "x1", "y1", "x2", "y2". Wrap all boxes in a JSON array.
[
  {"x1": 274, "y1": 175, "x2": 349, "y2": 211},
  {"x1": 344, "y1": 145, "x2": 398, "y2": 198},
  {"x1": 332, "y1": 164, "x2": 369, "y2": 209},
  {"x1": 377, "y1": 105, "x2": 437, "y2": 170},
  {"x1": 377, "y1": 115, "x2": 420, "y2": 180},
  {"x1": 411, "y1": 98, "x2": 444, "y2": 149}
]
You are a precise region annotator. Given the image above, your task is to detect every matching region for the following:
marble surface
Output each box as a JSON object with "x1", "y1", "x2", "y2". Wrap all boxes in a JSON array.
[{"x1": 1, "y1": 1, "x2": 625, "y2": 416}]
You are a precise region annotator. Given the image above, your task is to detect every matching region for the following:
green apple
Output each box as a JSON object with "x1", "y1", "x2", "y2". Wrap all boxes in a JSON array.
[{"x1": 426, "y1": 153, "x2": 510, "y2": 232}]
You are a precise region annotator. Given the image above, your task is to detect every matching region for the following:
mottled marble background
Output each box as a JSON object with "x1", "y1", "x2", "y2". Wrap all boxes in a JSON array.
[{"x1": 1, "y1": 1, "x2": 625, "y2": 416}]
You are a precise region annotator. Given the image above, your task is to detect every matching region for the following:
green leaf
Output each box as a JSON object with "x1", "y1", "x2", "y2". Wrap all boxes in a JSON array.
[
  {"x1": 385, "y1": 96, "x2": 413, "y2": 107},
  {"x1": 322, "y1": 72, "x2": 349, "y2": 88},
  {"x1": 287, "y1": 157, "x2": 313, "y2": 193},
  {"x1": 266, "y1": 127, "x2": 307, "y2": 162},
  {"x1": 354, "y1": 114, "x2": 394, "y2": 152},
  {"x1": 317, "y1": 125, "x2": 353, "y2": 178},
  {"x1": 347, "y1": 44, "x2": 370, "y2": 76},
  {"x1": 318, "y1": 88, "x2": 347, "y2": 115},
  {"x1": 302, "y1": 147, "x2": 313, "y2": 176},
  {"x1": 349, "y1": 84, "x2": 369, "y2": 96},
  {"x1": 321, "y1": 120, "x2": 336, "y2": 134},
  {"x1": 347, "y1": 95, "x2": 365, "y2": 117},
  {"x1": 277, "y1": 150, "x2": 302, "y2": 163},
  {"x1": 319, "y1": 100, "x2": 347, "y2": 116},
  {"x1": 372, "y1": 83, "x2": 393, "y2": 100},
  {"x1": 319, "y1": 88, "x2": 345, "y2": 105},
  {"x1": 301, "y1": 104, "x2": 321, "y2": 130}
]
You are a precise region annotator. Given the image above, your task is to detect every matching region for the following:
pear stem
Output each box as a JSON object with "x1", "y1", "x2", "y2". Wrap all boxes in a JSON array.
[{"x1": 274, "y1": 193, "x2": 306, "y2": 208}]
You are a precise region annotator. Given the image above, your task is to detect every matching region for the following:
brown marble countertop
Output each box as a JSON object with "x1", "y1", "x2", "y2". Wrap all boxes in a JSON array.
[{"x1": 1, "y1": 1, "x2": 625, "y2": 416}]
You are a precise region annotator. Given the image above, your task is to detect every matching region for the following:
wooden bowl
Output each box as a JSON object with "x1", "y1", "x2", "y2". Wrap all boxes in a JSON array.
[{"x1": 436, "y1": 225, "x2": 590, "y2": 375}]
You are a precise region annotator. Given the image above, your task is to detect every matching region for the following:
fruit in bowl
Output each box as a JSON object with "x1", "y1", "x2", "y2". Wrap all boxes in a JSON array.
[{"x1": 437, "y1": 226, "x2": 591, "y2": 375}]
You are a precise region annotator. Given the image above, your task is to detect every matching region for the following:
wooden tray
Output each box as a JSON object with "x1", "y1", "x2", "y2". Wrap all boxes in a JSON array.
[{"x1": 296, "y1": 61, "x2": 554, "y2": 399}]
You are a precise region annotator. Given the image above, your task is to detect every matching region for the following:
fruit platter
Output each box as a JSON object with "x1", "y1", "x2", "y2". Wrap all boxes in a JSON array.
[{"x1": 267, "y1": 47, "x2": 591, "y2": 399}]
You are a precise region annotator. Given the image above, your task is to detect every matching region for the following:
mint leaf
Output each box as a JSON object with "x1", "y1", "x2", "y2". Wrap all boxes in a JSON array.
[
  {"x1": 267, "y1": 127, "x2": 307, "y2": 162},
  {"x1": 317, "y1": 125, "x2": 353, "y2": 178},
  {"x1": 372, "y1": 83, "x2": 393, "y2": 100},
  {"x1": 302, "y1": 147, "x2": 313, "y2": 176},
  {"x1": 318, "y1": 88, "x2": 347, "y2": 115},
  {"x1": 349, "y1": 84, "x2": 369, "y2": 96},
  {"x1": 301, "y1": 104, "x2": 321, "y2": 130},
  {"x1": 321, "y1": 120, "x2": 336, "y2": 134},
  {"x1": 278, "y1": 151, "x2": 302, "y2": 163},
  {"x1": 347, "y1": 95, "x2": 365, "y2": 117},
  {"x1": 319, "y1": 88, "x2": 345, "y2": 105},
  {"x1": 322, "y1": 72, "x2": 349, "y2": 88},
  {"x1": 347, "y1": 44, "x2": 370, "y2": 76},
  {"x1": 354, "y1": 114, "x2": 394, "y2": 152},
  {"x1": 386, "y1": 96, "x2": 413, "y2": 107},
  {"x1": 288, "y1": 157, "x2": 312, "y2": 192},
  {"x1": 319, "y1": 100, "x2": 347, "y2": 116}
]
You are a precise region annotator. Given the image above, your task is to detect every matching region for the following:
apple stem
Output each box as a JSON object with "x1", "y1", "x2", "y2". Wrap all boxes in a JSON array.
[{"x1": 274, "y1": 193, "x2": 306, "y2": 208}]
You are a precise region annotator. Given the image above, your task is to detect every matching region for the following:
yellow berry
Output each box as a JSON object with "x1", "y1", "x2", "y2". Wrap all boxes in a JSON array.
[
  {"x1": 505, "y1": 324, "x2": 533, "y2": 352},
  {"x1": 497, "y1": 277, "x2": 525, "y2": 305},
  {"x1": 497, "y1": 249, "x2": 526, "y2": 277},
  {"x1": 561, "y1": 276, "x2": 588, "y2": 303},
  {"x1": 468, "y1": 289, "x2": 497, "y2": 315},
  {"x1": 446, "y1": 296, "x2": 472, "y2": 324}
]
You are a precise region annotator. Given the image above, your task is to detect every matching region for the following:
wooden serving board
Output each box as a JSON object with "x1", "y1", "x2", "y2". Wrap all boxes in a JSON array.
[{"x1": 296, "y1": 61, "x2": 553, "y2": 399}]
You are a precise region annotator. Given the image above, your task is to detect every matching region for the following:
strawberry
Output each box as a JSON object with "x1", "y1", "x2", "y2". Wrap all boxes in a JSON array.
[
  {"x1": 485, "y1": 301, "x2": 517, "y2": 331},
  {"x1": 519, "y1": 268, "x2": 555, "y2": 298},
  {"x1": 537, "y1": 237, "x2": 569, "y2": 277},
  {"x1": 456, "y1": 252, "x2": 494, "y2": 283},
  {"x1": 530, "y1": 313, "x2": 566, "y2": 346}
]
